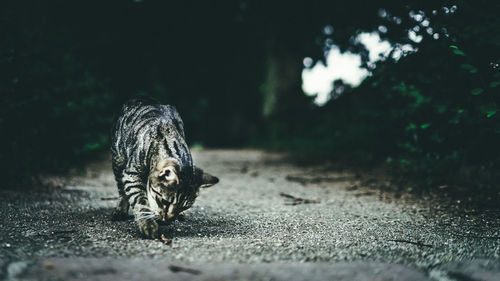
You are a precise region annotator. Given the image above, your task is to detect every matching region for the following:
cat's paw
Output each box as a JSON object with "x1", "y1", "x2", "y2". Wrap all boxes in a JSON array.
[
  {"x1": 138, "y1": 219, "x2": 159, "y2": 239},
  {"x1": 176, "y1": 212, "x2": 186, "y2": 221},
  {"x1": 111, "y1": 208, "x2": 131, "y2": 221}
]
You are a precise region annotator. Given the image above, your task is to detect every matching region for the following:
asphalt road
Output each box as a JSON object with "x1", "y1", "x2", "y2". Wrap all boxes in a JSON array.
[{"x1": 1, "y1": 149, "x2": 499, "y2": 280}]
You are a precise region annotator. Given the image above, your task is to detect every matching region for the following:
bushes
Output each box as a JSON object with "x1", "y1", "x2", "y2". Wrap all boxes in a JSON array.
[
  {"x1": 1, "y1": 0, "x2": 499, "y2": 190},
  {"x1": 266, "y1": 31, "x2": 500, "y2": 187},
  {"x1": 0, "y1": 53, "x2": 115, "y2": 183}
]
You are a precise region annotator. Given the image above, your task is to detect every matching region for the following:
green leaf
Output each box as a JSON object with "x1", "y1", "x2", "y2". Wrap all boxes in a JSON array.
[
  {"x1": 406, "y1": 123, "x2": 417, "y2": 131},
  {"x1": 420, "y1": 123, "x2": 431, "y2": 129},
  {"x1": 453, "y1": 49, "x2": 466, "y2": 56},
  {"x1": 435, "y1": 104, "x2": 447, "y2": 114},
  {"x1": 449, "y1": 45, "x2": 459, "y2": 49},
  {"x1": 471, "y1": 88, "x2": 484, "y2": 95},
  {"x1": 431, "y1": 132, "x2": 445, "y2": 143},
  {"x1": 486, "y1": 111, "x2": 497, "y2": 118},
  {"x1": 460, "y1": 64, "x2": 477, "y2": 73},
  {"x1": 82, "y1": 142, "x2": 100, "y2": 152},
  {"x1": 489, "y1": 81, "x2": 500, "y2": 88}
]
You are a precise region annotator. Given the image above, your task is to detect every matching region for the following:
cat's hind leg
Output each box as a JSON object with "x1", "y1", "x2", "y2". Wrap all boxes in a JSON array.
[
  {"x1": 111, "y1": 195, "x2": 131, "y2": 221},
  {"x1": 111, "y1": 161, "x2": 132, "y2": 220}
]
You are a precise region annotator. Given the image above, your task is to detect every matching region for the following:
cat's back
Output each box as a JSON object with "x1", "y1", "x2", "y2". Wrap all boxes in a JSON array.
[
  {"x1": 119, "y1": 97, "x2": 163, "y2": 128},
  {"x1": 114, "y1": 97, "x2": 183, "y2": 136},
  {"x1": 111, "y1": 97, "x2": 185, "y2": 166}
]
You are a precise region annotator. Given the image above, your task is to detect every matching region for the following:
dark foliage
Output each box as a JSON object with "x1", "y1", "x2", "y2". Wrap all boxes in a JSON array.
[
  {"x1": 1, "y1": 0, "x2": 499, "y2": 189},
  {"x1": 265, "y1": 0, "x2": 500, "y2": 187}
]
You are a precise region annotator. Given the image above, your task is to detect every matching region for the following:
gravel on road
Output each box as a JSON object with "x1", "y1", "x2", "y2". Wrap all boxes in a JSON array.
[{"x1": 1, "y1": 149, "x2": 499, "y2": 280}]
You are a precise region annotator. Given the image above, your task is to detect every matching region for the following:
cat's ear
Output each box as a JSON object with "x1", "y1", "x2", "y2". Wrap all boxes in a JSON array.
[
  {"x1": 195, "y1": 166, "x2": 219, "y2": 188},
  {"x1": 201, "y1": 172, "x2": 219, "y2": 188}
]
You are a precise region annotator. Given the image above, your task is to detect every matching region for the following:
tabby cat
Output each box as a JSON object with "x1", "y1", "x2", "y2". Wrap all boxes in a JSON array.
[{"x1": 111, "y1": 97, "x2": 219, "y2": 238}]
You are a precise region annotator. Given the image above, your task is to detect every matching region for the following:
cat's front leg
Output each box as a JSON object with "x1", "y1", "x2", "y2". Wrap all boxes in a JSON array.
[
  {"x1": 136, "y1": 209, "x2": 159, "y2": 239},
  {"x1": 111, "y1": 196, "x2": 130, "y2": 221},
  {"x1": 131, "y1": 190, "x2": 159, "y2": 239},
  {"x1": 122, "y1": 170, "x2": 159, "y2": 239}
]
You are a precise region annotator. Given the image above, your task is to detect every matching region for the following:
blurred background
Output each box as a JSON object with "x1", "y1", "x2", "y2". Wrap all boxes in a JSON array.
[{"x1": 1, "y1": 0, "x2": 499, "y2": 189}]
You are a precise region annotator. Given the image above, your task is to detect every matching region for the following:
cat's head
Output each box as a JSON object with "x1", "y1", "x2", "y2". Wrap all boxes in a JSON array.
[{"x1": 147, "y1": 159, "x2": 218, "y2": 222}]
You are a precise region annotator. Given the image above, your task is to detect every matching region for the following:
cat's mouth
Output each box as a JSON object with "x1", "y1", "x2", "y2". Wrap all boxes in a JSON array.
[
  {"x1": 158, "y1": 202, "x2": 177, "y2": 222},
  {"x1": 153, "y1": 194, "x2": 174, "y2": 221}
]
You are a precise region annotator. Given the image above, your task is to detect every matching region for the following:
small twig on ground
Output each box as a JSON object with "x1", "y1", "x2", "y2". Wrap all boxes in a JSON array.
[
  {"x1": 168, "y1": 265, "x2": 201, "y2": 275},
  {"x1": 161, "y1": 234, "x2": 172, "y2": 245},
  {"x1": 346, "y1": 185, "x2": 358, "y2": 191},
  {"x1": 354, "y1": 192, "x2": 374, "y2": 197},
  {"x1": 279, "y1": 192, "x2": 320, "y2": 205},
  {"x1": 387, "y1": 239, "x2": 433, "y2": 248},
  {"x1": 51, "y1": 230, "x2": 77, "y2": 235},
  {"x1": 100, "y1": 197, "x2": 119, "y2": 200},
  {"x1": 286, "y1": 175, "x2": 353, "y2": 185}
]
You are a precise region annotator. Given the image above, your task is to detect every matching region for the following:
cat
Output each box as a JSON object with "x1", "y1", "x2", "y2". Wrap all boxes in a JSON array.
[{"x1": 110, "y1": 97, "x2": 219, "y2": 238}]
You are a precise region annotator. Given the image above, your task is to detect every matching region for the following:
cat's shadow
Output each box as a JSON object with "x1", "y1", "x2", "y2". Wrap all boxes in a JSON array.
[
  {"x1": 158, "y1": 208, "x2": 248, "y2": 239},
  {"x1": 79, "y1": 206, "x2": 249, "y2": 239}
]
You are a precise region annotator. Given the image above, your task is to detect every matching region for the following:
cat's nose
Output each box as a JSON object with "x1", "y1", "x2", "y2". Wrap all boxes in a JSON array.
[{"x1": 160, "y1": 166, "x2": 179, "y2": 184}]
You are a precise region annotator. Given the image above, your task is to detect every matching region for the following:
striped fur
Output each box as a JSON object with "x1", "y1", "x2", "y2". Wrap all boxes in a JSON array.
[{"x1": 111, "y1": 97, "x2": 218, "y2": 238}]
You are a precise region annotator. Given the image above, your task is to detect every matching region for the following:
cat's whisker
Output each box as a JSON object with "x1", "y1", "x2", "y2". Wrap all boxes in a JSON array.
[
  {"x1": 137, "y1": 214, "x2": 155, "y2": 218},
  {"x1": 137, "y1": 214, "x2": 156, "y2": 219},
  {"x1": 137, "y1": 211, "x2": 155, "y2": 216},
  {"x1": 136, "y1": 214, "x2": 158, "y2": 221},
  {"x1": 135, "y1": 204, "x2": 154, "y2": 211}
]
